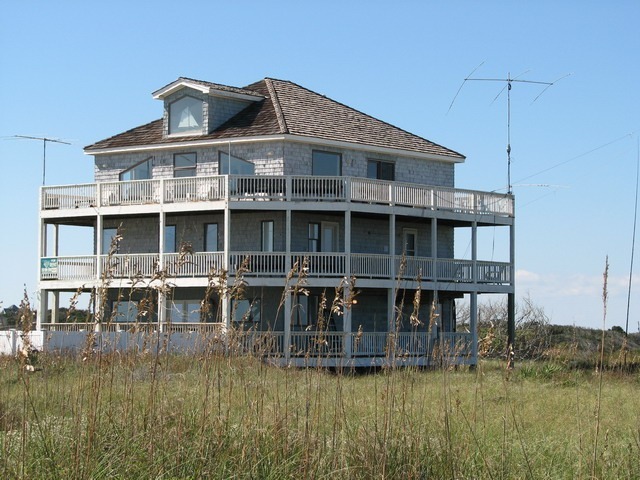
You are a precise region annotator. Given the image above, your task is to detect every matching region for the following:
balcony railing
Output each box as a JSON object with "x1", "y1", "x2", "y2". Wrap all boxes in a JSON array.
[
  {"x1": 40, "y1": 252, "x2": 511, "y2": 284},
  {"x1": 41, "y1": 175, "x2": 514, "y2": 217},
  {"x1": 36, "y1": 326, "x2": 472, "y2": 360}
]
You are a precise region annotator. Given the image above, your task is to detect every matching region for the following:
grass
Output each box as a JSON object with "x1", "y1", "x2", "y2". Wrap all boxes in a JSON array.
[{"x1": 1, "y1": 351, "x2": 639, "y2": 479}]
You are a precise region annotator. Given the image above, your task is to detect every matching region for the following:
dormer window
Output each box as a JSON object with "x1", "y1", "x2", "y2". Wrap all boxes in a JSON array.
[{"x1": 169, "y1": 96, "x2": 203, "y2": 135}]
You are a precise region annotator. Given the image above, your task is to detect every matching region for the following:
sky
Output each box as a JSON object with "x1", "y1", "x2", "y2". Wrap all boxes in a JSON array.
[{"x1": 1, "y1": 1, "x2": 639, "y2": 330}]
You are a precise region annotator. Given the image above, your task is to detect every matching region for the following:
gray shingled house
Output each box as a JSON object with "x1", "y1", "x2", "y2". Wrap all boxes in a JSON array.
[{"x1": 37, "y1": 77, "x2": 515, "y2": 366}]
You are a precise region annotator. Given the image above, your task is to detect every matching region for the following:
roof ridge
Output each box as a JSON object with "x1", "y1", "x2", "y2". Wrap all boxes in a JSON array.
[
  {"x1": 265, "y1": 78, "x2": 288, "y2": 134},
  {"x1": 272, "y1": 79, "x2": 465, "y2": 159}
]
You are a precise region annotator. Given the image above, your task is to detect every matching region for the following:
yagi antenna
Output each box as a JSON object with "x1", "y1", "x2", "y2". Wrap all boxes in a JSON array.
[
  {"x1": 14, "y1": 135, "x2": 71, "y2": 185},
  {"x1": 449, "y1": 66, "x2": 570, "y2": 195}
]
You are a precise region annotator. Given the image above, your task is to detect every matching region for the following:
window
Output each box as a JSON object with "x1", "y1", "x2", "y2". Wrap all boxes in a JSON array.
[
  {"x1": 367, "y1": 159, "x2": 395, "y2": 181},
  {"x1": 231, "y1": 299, "x2": 261, "y2": 323},
  {"x1": 102, "y1": 228, "x2": 118, "y2": 255},
  {"x1": 308, "y1": 223, "x2": 320, "y2": 252},
  {"x1": 261, "y1": 220, "x2": 274, "y2": 252},
  {"x1": 120, "y1": 158, "x2": 152, "y2": 181},
  {"x1": 312, "y1": 150, "x2": 341, "y2": 176},
  {"x1": 174, "y1": 153, "x2": 197, "y2": 177},
  {"x1": 168, "y1": 300, "x2": 202, "y2": 323},
  {"x1": 164, "y1": 225, "x2": 176, "y2": 253},
  {"x1": 219, "y1": 152, "x2": 255, "y2": 175},
  {"x1": 112, "y1": 301, "x2": 146, "y2": 323},
  {"x1": 205, "y1": 223, "x2": 218, "y2": 251},
  {"x1": 403, "y1": 229, "x2": 417, "y2": 257},
  {"x1": 169, "y1": 96, "x2": 203, "y2": 135}
]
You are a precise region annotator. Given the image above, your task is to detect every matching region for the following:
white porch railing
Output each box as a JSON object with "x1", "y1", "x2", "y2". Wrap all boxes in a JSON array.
[
  {"x1": 42, "y1": 175, "x2": 513, "y2": 217},
  {"x1": 100, "y1": 179, "x2": 161, "y2": 206},
  {"x1": 41, "y1": 183, "x2": 96, "y2": 209},
  {"x1": 351, "y1": 253, "x2": 391, "y2": 278},
  {"x1": 101, "y1": 253, "x2": 159, "y2": 279},
  {"x1": 164, "y1": 176, "x2": 226, "y2": 203},
  {"x1": 164, "y1": 252, "x2": 224, "y2": 277},
  {"x1": 290, "y1": 331, "x2": 345, "y2": 356},
  {"x1": 229, "y1": 252, "x2": 287, "y2": 275},
  {"x1": 291, "y1": 253, "x2": 346, "y2": 277},
  {"x1": 35, "y1": 326, "x2": 472, "y2": 360},
  {"x1": 40, "y1": 256, "x2": 96, "y2": 280},
  {"x1": 40, "y1": 252, "x2": 510, "y2": 284}
]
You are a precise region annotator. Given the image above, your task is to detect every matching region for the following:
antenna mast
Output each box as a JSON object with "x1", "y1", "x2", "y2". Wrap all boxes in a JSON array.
[
  {"x1": 14, "y1": 135, "x2": 71, "y2": 185},
  {"x1": 450, "y1": 67, "x2": 567, "y2": 194}
]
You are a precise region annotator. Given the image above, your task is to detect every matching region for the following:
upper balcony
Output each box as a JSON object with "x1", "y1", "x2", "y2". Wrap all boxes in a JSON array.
[{"x1": 40, "y1": 176, "x2": 514, "y2": 218}]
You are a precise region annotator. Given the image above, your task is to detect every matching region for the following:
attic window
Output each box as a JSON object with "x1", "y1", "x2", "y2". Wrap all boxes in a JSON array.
[{"x1": 169, "y1": 96, "x2": 203, "y2": 135}]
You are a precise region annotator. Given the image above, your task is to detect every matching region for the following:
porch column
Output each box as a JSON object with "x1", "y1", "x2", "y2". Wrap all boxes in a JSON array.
[
  {"x1": 387, "y1": 288, "x2": 396, "y2": 361},
  {"x1": 344, "y1": 209, "x2": 352, "y2": 359},
  {"x1": 471, "y1": 221, "x2": 477, "y2": 282},
  {"x1": 285, "y1": 209, "x2": 291, "y2": 272},
  {"x1": 96, "y1": 214, "x2": 103, "y2": 281},
  {"x1": 284, "y1": 208, "x2": 292, "y2": 361},
  {"x1": 37, "y1": 290, "x2": 47, "y2": 331},
  {"x1": 51, "y1": 291, "x2": 60, "y2": 325},
  {"x1": 158, "y1": 210, "x2": 166, "y2": 332},
  {"x1": 36, "y1": 218, "x2": 46, "y2": 331},
  {"x1": 222, "y1": 206, "x2": 231, "y2": 328},
  {"x1": 431, "y1": 217, "x2": 438, "y2": 303},
  {"x1": 470, "y1": 291, "x2": 478, "y2": 362},
  {"x1": 343, "y1": 284, "x2": 352, "y2": 359},
  {"x1": 345, "y1": 209, "x2": 351, "y2": 275},
  {"x1": 507, "y1": 220, "x2": 516, "y2": 364},
  {"x1": 284, "y1": 291, "x2": 291, "y2": 362},
  {"x1": 388, "y1": 213, "x2": 396, "y2": 335},
  {"x1": 52, "y1": 224, "x2": 59, "y2": 256}
]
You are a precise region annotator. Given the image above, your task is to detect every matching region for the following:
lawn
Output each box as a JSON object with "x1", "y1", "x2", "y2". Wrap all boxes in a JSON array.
[{"x1": 1, "y1": 351, "x2": 639, "y2": 479}]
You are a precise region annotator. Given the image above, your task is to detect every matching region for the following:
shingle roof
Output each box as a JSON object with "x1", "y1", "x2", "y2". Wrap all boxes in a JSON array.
[{"x1": 85, "y1": 78, "x2": 464, "y2": 160}]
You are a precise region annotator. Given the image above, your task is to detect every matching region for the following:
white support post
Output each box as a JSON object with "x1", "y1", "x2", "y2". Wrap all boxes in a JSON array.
[
  {"x1": 36, "y1": 217, "x2": 46, "y2": 331},
  {"x1": 96, "y1": 215, "x2": 103, "y2": 280},
  {"x1": 431, "y1": 217, "x2": 438, "y2": 298},
  {"x1": 344, "y1": 208, "x2": 352, "y2": 359},
  {"x1": 471, "y1": 221, "x2": 477, "y2": 283},
  {"x1": 158, "y1": 210, "x2": 166, "y2": 332},
  {"x1": 345, "y1": 209, "x2": 351, "y2": 272},
  {"x1": 470, "y1": 291, "x2": 478, "y2": 362},
  {"x1": 284, "y1": 208, "x2": 292, "y2": 361},
  {"x1": 284, "y1": 291, "x2": 291, "y2": 362},
  {"x1": 222, "y1": 207, "x2": 231, "y2": 329},
  {"x1": 388, "y1": 213, "x2": 396, "y2": 342},
  {"x1": 51, "y1": 291, "x2": 59, "y2": 325},
  {"x1": 343, "y1": 284, "x2": 352, "y2": 359},
  {"x1": 37, "y1": 290, "x2": 47, "y2": 331},
  {"x1": 285, "y1": 209, "x2": 291, "y2": 273}
]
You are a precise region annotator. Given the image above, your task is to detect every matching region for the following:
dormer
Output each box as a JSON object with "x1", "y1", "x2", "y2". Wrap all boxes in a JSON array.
[{"x1": 152, "y1": 77, "x2": 264, "y2": 138}]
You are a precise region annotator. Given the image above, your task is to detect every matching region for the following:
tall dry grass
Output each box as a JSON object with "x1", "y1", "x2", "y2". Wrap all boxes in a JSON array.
[{"x1": 3, "y1": 242, "x2": 639, "y2": 479}]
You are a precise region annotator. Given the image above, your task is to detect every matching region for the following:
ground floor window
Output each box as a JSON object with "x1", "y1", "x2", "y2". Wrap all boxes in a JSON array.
[
  {"x1": 112, "y1": 300, "x2": 153, "y2": 323},
  {"x1": 167, "y1": 299, "x2": 204, "y2": 323},
  {"x1": 231, "y1": 298, "x2": 261, "y2": 323}
]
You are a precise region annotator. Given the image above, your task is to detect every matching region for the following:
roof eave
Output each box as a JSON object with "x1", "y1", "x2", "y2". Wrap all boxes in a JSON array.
[
  {"x1": 152, "y1": 79, "x2": 264, "y2": 102},
  {"x1": 84, "y1": 133, "x2": 465, "y2": 163}
]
